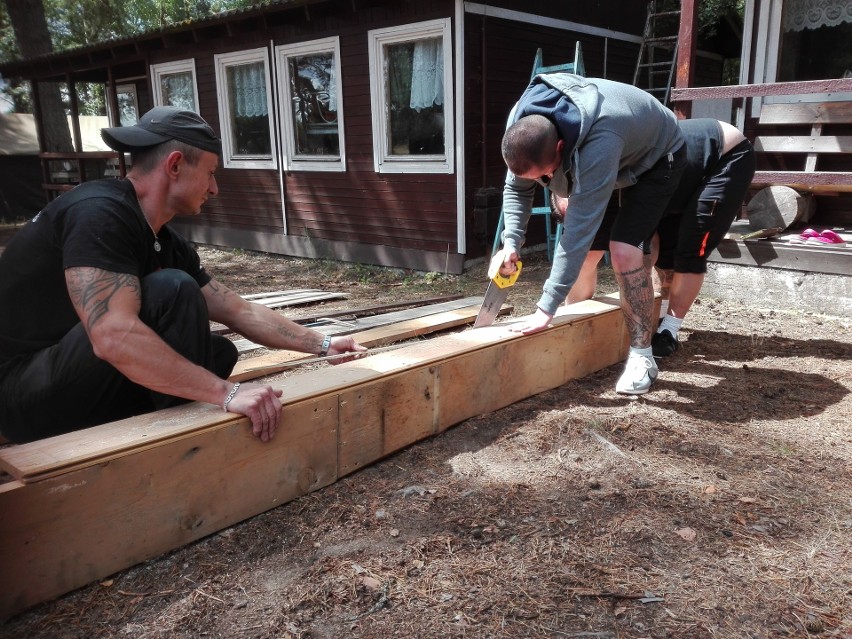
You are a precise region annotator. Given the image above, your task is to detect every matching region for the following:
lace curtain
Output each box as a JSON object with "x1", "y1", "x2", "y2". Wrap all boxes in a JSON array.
[
  {"x1": 783, "y1": 0, "x2": 852, "y2": 31},
  {"x1": 327, "y1": 60, "x2": 338, "y2": 113},
  {"x1": 161, "y1": 73, "x2": 195, "y2": 110},
  {"x1": 409, "y1": 38, "x2": 443, "y2": 111},
  {"x1": 229, "y1": 63, "x2": 268, "y2": 117}
]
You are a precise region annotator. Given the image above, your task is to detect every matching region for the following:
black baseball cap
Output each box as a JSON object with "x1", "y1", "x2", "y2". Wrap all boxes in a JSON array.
[{"x1": 101, "y1": 106, "x2": 222, "y2": 155}]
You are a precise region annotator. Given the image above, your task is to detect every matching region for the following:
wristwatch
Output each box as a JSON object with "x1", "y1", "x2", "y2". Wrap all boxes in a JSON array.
[{"x1": 319, "y1": 334, "x2": 331, "y2": 356}]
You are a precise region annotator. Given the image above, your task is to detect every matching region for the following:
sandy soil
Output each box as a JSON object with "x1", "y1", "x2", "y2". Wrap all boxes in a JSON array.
[{"x1": 2, "y1": 242, "x2": 851, "y2": 639}]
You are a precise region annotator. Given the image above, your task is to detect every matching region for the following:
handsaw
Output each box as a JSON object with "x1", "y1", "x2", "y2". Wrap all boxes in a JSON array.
[{"x1": 473, "y1": 253, "x2": 522, "y2": 327}]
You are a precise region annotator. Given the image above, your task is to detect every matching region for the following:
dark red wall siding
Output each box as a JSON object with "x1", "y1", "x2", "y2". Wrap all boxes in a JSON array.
[{"x1": 153, "y1": 0, "x2": 459, "y2": 255}]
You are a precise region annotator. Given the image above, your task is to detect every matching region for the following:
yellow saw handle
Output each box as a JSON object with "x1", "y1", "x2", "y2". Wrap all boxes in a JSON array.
[{"x1": 487, "y1": 253, "x2": 522, "y2": 289}]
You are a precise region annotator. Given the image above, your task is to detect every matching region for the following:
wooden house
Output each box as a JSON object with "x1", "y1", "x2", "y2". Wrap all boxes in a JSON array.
[{"x1": 0, "y1": 0, "x2": 678, "y2": 273}]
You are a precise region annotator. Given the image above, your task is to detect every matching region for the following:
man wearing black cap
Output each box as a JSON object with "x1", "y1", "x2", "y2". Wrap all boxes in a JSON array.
[{"x1": 0, "y1": 106, "x2": 365, "y2": 444}]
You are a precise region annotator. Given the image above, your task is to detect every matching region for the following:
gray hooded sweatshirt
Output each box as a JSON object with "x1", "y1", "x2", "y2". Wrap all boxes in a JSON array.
[{"x1": 501, "y1": 73, "x2": 683, "y2": 315}]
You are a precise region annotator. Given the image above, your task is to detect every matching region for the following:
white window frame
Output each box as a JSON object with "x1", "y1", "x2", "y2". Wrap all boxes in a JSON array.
[
  {"x1": 151, "y1": 59, "x2": 200, "y2": 112},
  {"x1": 107, "y1": 82, "x2": 141, "y2": 127},
  {"x1": 275, "y1": 37, "x2": 346, "y2": 172},
  {"x1": 213, "y1": 47, "x2": 278, "y2": 170},
  {"x1": 367, "y1": 18, "x2": 455, "y2": 174}
]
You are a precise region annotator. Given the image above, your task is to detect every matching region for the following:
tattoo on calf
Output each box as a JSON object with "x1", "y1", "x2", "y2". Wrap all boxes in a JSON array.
[{"x1": 616, "y1": 266, "x2": 655, "y2": 346}]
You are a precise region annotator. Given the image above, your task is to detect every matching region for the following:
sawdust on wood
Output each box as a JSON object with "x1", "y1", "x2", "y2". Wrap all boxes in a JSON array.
[{"x1": 3, "y1": 242, "x2": 851, "y2": 639}]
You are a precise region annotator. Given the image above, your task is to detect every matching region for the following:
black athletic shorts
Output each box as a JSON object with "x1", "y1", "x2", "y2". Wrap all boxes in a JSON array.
[{"x1": 656, "y1": 120, "x2": 756, "y2": 273}]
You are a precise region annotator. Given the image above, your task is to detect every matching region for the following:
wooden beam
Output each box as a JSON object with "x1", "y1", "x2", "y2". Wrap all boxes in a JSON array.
[
  {"x1": 754, "y1": 135, "x2": 852, "y2": 154},
  {"x1": 671, "y1": 78, "x2": 852, "y2": 103},
  {"x1": 757, "y1": 101, "x2": 852, "y2": 125},
  {"x1": 674, "y1": 0, "x2": 698, "y2": 119},
  {"x1": 750, "y1": 171, "x2": 852, "y2": 192},
  {"x1": 0, "y1": 296, "x2": 628, "y2": 619}
]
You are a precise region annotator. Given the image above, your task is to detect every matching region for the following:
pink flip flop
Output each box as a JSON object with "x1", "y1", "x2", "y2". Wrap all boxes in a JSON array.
[
  {"x1": 806, "y1": 229, "x2": 846, "y2": 247},
  {"x1": 789, "y1": 228, "x2": 820, "y2": 244}
]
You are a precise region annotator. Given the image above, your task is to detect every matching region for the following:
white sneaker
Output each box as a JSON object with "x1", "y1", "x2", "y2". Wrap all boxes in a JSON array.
[{"x1": 616, "y1": 354, "x2": 658, "y2": 395}]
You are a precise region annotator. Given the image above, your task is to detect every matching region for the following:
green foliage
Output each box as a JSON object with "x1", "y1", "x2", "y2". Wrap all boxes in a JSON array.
[
  {"x1": 697, "y1": 0, "x2": 746, "y2": 38},
  {"x1": 653, "y1": 0, "x2": 745, "y2": 38},
  {"x1": 1, "y1": 0, "x2": 267, "y2": 112},
  {"x1": 1, "y1": 0, "x2": 267, "y2": 64}
]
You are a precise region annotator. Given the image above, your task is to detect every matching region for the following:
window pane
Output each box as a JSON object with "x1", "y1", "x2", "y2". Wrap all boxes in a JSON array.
[
  {"x1": 117, "y1": 86, "x2": 139, "y2": 126},
  {"x1": 778, "y1": 1, "x2": 852, "y2": 81},
  {"x1": 226, "y1": 62, "x2": 272, "y2": 156},
  {"x1": 384, "y1": 37, "x2": 445, "y2": 156},
  {"x1": 160, "y1": 72, "x2": 195, "y2": 110},
  {"x1": 288, "y1": 53, "x2": 340, "y2": 156}
]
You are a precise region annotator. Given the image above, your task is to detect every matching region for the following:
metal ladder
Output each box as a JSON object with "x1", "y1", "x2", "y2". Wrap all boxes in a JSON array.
[{"x1": 633, "y1": 0, "x2": 681, "y2": 105}]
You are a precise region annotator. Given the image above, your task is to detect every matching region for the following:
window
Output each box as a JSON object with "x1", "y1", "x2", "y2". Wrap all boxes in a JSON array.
[
  {"x1": 276, "y1": 37, "x2": 346, "y2": 172},
  {"x1": 778, "y1": 0, "x2": 852, "y2": 82},
  {"x1": 214, "y1": 48, "x2": 277, "y2": 169},
  {"x1": 745, "y1": 0, "x2": 852, "y2": 111},
  {"x1": 114, "y1": 84, "x2": 139, "y2": 126},
  {"x1": 151, "y1": 60, "x2": 199, "y2": 111},
  {"x1": 368, "y1": 19, "x2": 454, "y2": 174}
]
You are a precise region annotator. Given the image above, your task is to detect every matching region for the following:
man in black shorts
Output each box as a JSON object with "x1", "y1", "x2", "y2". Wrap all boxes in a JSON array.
[
  {"x1": 0, "y1": 106, "x2": 366, "y2": 443},
  {"x1": 497, "y1": 73, "x2": 687, "y2": 396},
  {"x1": 558, "y1": 118, "x2": 755, "y2": 357}
]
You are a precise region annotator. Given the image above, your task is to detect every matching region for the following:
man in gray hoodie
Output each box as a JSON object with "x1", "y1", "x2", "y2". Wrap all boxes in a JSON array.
[{"x1": 497, "y1": 73, "x2": 687, "y2": 395}]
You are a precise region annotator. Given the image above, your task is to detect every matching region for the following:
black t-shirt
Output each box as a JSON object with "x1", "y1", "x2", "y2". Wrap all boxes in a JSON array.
[{"x1": 0, "y1": 179, "x2": 210, "y2": 373}]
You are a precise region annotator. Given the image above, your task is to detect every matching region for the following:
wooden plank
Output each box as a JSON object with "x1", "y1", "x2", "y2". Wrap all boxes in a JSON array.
[
  {"x1": 231, "y1": 296, "x2": 486, "y2": 354},
  {"x1": 0, "y1": 396, "x2": 340, "y2": 620},
  {"x1": 246, "y1": 291, "x2": 348, "y2": 309},
  {"x1": 241, "y1": 289, "x2": 319, "y2": 301},
  {"x1": 751, "y1": 171, "x2": 852, "y2": 192},
  {"x1": 338, "y1": 301, "x2": 628, "y2": 476},
  {"x1": 753, "y1": 135, "x2": 852, "y2": 154},
  {"x1": 670, "y1": 78, "x2": 852, "y2": 102},
  {"x1": 0, "y1": 296, "x2": 628, "y2": 619},
  {"x1": 39, "y1": 151, "x2": 119, "y2": 160},
  {"x1": 292, "y1": 295, "x2": 464, "y2": 325},
  {"x1": 757, "y1": 101, "x2": 852, "y2": 126},
  {"x1": 710, "y1": 238, "x2": 852, "y2": 274},
  {"x1": 211, "y1": 294, "x2": 464, "y2": 336}
]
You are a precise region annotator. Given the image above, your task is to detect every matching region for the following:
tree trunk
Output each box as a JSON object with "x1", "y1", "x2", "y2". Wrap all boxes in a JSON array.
[{"x1": 3, "y1": 0, "x2": 73, "y2": 152}]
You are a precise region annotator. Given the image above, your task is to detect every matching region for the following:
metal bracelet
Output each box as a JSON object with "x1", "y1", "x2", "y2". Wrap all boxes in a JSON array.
[{"x1": 222, "y1": 382, "x2": 241, "y2": 412}]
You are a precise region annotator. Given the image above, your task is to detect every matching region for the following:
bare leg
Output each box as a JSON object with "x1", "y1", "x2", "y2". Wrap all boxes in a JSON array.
[
  {"x1": 650, "y1": 233, "x2": 670, "y2": 317},
  {"x1": 609, "y1": 241, "x2": 655, "y2": 349},
  {"x1": 654, "y1": 267, "x2": 673, "y2": 301},
  {"x1": 667, "y1": 272, "x2": 705, "y2": 320},
  {"x1": 567, "y1": 250, "x2": 605, "y2": 304}
]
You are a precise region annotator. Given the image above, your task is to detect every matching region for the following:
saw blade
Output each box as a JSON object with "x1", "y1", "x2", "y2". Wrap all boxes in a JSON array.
[{"x1": 473, "y1": 280, "x2": 510, "y2": 327}]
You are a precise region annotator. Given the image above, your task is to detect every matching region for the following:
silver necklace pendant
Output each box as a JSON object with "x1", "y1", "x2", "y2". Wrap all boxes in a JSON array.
[{"x1": 153, "y1": 239, "x2": 161, "y2": 252}]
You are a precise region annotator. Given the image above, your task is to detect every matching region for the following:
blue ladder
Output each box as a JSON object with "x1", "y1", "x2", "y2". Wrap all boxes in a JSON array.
[{"x1": 492, "y1": 42, "x2": 585, "y2": 261}]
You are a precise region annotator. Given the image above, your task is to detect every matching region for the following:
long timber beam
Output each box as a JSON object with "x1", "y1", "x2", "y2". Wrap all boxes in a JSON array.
[{"x1": 0, "y1": 295, "x2": 629, "y2": 619}]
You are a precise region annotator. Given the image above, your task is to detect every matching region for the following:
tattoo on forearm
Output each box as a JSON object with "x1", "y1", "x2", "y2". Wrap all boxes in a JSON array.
[
  {"x1": 205, "y1": 279, "x2": 235, "y2": 301},
  {"x1": 66, "y1": 268, "x2": 140, "y2": 331},
  {"x1": 615, "y1": 265, "x2": 655, "y2": 347},
  {"x1": 275, "y1": 325, "x2": 300, "y2": 342}
]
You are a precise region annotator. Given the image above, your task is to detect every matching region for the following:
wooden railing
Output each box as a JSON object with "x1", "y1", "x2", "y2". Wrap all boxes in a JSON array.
[{"x1": 38, "y1": 151, "x2": 124, "y2": 197}]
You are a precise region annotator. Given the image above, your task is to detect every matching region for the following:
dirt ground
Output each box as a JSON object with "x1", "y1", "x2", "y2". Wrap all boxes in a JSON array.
[{"x1": 2, "y1": 239, "x2": 851, "y2": 639}]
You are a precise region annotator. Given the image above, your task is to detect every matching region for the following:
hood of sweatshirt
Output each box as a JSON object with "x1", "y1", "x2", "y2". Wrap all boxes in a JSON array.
[{"x1": 512, "y1": 73, "x2": 602, "y2": 193}]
